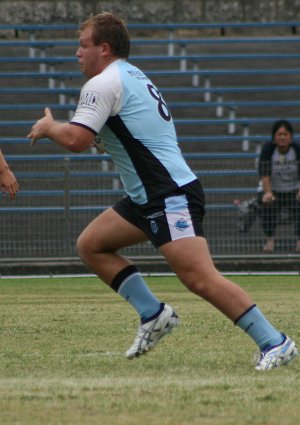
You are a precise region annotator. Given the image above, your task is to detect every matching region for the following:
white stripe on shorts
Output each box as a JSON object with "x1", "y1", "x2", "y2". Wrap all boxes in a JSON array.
[{"x1": 165, "y1": 195, "x2": 195, "y2": 241}]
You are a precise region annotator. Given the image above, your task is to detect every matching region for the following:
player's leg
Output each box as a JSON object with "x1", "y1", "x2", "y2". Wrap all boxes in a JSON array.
[
  {"x1": 77, "y1": 207, "x2": 163, "y2": 320},
  {"x1": 160, "y1": 236, "x2": 298, "y2": 369},
  {"x1": 77, "y1": 206, "x2": 147, "y2": 282},
  {"x1": 77, "y1": 206, "x2": 178, "y2": 358},
  {"x1": 160, "y1": 236, "x2": 253, "y2": 320}
]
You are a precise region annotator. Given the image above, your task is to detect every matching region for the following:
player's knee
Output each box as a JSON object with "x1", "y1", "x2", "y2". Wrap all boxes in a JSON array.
[
  {"x1": 76, "y1": 231, "x2": 108, "y2": 262},
  {"x1": 187, "y1": 278, "x2": 210, "y2": 297},
  {"x1": 76, "y1": 232, "x2": 92, "y2": 261},
  {"x1": 180, "y1": 269, "x2": 217, "y2": 297}
]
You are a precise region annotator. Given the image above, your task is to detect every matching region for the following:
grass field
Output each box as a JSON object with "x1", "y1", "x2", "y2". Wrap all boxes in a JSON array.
[{"x1": 0, "y1": 274, "x2": 299, "y2": 425}]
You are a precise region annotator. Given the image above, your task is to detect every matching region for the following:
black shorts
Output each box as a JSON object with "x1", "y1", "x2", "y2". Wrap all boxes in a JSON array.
[{"x1": 113, "y1": 179, "x2": 205, "y2": 248}]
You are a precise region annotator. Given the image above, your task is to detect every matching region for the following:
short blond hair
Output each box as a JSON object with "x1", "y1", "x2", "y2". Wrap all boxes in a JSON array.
[{"x1": 80, "y1": 12, "x2": 130, "y2": 59}]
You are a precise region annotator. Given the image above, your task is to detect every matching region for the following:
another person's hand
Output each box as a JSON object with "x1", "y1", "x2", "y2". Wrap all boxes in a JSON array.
[
  {"x1": 0, "y1": 166, "x2": 19, "y2": 200},
  {"x1": 296, "y1": 189, "x2": 300, "y2": 201}
]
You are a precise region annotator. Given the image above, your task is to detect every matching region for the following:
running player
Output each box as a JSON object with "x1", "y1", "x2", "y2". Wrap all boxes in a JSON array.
[{"x1": 28, "y1": 12, "x2": 297, "y2": 370}]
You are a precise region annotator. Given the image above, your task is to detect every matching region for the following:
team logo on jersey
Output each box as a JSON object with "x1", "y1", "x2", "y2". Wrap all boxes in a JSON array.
[
  {"x1": 150, "y1": 220, "x2": 159, "y2": 234},
  {"x1": 78, "y1": 91, "x2": 99, "y2": 107},
  {"x1": 127, "y1": 69, "x2": 147, "y2": 80},
  {"x1": 174, "y1": 218, "x2": 190, "y2": 232}
]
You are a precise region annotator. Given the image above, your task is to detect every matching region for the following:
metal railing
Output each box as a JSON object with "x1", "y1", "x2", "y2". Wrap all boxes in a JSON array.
[{"x1": 1, "y1": 154, "x2": 299, "y2": 261}]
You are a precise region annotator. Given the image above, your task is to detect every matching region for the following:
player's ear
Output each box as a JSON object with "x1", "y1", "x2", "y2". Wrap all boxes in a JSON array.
[{"x1": 100, "y1": 42, "x2": 112, "y2": 56}]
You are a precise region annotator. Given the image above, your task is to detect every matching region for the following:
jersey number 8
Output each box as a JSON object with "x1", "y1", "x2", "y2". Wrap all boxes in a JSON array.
[{"x1": 147, "y1": 84, "x2": 171, "y2": 122}]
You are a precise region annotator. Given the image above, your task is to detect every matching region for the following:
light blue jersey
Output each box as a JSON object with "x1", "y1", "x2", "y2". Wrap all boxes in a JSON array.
[{"x1": 71, "y1": 59, "x2": 196, "y2": 204}]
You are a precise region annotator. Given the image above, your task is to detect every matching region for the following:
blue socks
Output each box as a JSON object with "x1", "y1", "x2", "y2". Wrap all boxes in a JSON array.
[
  {"x1": 112, "y1": 268, "x2": 283, "y2": 351},
  {"x1": 235, "y1": 304, "x2": 284, "y2": 350},
  {"x1": 111, "y1": 265, "x2": 161, "y2": 322}
]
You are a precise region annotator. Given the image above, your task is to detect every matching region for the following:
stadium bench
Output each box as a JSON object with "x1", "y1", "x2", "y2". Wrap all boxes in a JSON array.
[
  {"x1": 0, "y1": 21, "x2": 299, "y2": 36},
  {"x1": 0, "y1": 150, "x2": 253, "y2": 209},
  {"x1": 3, "y1": 117, "x2": 300, "y2": 129},
  {"x1": 0, "y1": 117, "x2": 299, "y2": 151},
  {"x1": 1, "y1": 22, "x2": 300, "y2": 259},
  {"x1": 1, "y1": 52, "x2": 300, "y2": 73},
  {"x1": 0, "y1": 152, "x2": 259, "y2": 217},
  {"x1": 1, "y1": 68, "x2": 300, "y2": 93},
  {"x1": 0, "y1": 103, "x2": 76, "y2": 111},
  {"x1": 2, "y1": 36, "x2": 300, "y2": 59},
  {"x1": 2, "y1": 36, "x2": 300, "y2": 49},
  {"x1": 2, "y1": 84, "x2": 300, "y2": 97},
  {"x1": 2, "y1": 85, "x2": 300, "y2": 122},
  {"x1": 1, "y1": 99, "x2": 300, "y2": 117},
  {"x1": 0, "y1": 134, "x2": 288, "y2": 148}
]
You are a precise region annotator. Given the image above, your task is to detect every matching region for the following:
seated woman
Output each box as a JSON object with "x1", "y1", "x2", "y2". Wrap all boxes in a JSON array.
[{"x1": 258, "y1": 120, "x2": 300, "y2": 253}]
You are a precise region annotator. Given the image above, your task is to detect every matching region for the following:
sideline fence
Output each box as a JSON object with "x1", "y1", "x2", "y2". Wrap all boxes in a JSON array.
[{"x1": 1, "y1": 154, "x2": 299, "y2": 260}]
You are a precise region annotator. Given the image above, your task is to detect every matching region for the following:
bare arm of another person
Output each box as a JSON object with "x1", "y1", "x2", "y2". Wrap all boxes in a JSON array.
[
  {"x1": 261, "y1": 175, "x2": 275, "y2": 203},
  {"x1": 0, "y1": 149, "x2": 19, "y2": 200}
]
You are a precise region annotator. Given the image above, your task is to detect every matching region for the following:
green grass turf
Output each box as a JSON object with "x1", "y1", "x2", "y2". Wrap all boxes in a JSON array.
[{"x1": 0, "y1": 275, "x2": 299, "y2": 425}]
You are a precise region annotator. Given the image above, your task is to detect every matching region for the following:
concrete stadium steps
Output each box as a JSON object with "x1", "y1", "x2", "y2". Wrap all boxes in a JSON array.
[
  {"x1": 2, "y1": 24, "x2": 300, "y2": 262},
  {"x1": 1, "y1": 34, "x2": 300, "y2": 156}
]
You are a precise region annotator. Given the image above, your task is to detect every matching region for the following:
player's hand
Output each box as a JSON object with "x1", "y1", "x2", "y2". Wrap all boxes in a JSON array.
[
  {"x1": 0, "y1": 167, "x2": 19, "y2": 200},
  {"x1": 27, "y1": 107, "x2": 54, "y2": 145}
]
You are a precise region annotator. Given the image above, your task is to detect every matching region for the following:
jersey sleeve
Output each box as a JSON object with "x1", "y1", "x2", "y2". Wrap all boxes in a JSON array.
[{"x1": 71, "y1": 65, "x2": 122, "y2": 134}]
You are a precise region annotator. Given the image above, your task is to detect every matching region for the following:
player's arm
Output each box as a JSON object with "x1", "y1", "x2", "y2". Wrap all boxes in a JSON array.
[
  {"x1": 0, "y1": 149, "x2": 19, "y2": 199},
  {"x1": 27, "y1": 107, "x2": 95, "y2": 153}
]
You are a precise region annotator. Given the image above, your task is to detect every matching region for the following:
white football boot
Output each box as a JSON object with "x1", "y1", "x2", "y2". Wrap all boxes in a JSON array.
[
  {"x1": 255, "y1": 334, "x2": 298, "y2": 371},
  {"x1": 126, "y1": 304, "x2": 179, "y2": 359}
]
